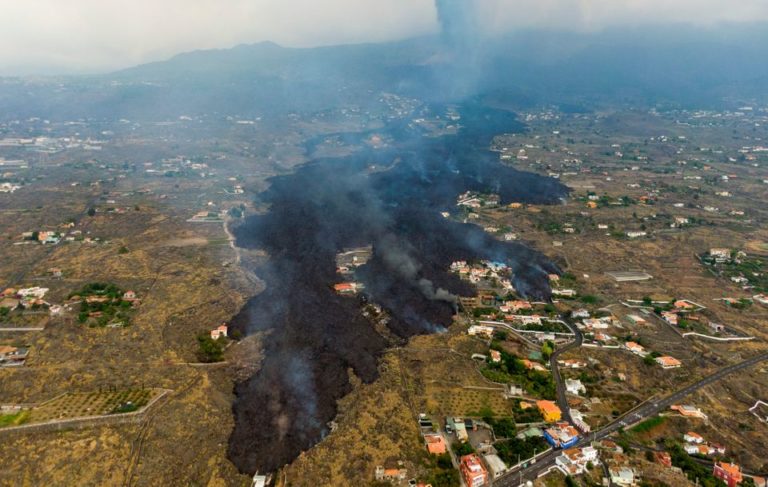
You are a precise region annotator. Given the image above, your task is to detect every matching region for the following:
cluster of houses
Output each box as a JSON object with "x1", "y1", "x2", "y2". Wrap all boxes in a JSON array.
[
  {"x1": 335, "y1": 246, "x2": 372, "y2": 276},
  {"x1": 573, "y1": 310, "x2": 616, "y2": 332},
  {"x1": 456, "y1": 191, "x2": 500, "y2": 209},
  {"x1": 623, "y1": 341, "x2": 682, "y2": 369},
  {"x1": 1, "y1": 287, "x2": 51, "y2": 311},
  {"x1": 450, "y1": 260, "x2": 515, "y2": 292},
  {"x1": 20, "y1": 230, "x2": 62, "y2": 245},
  {"x1": 555, "y1": 445, "x2": 599, "y2": 476},
  {"x1": 333, "y1": 248, "x2": 372, "y2": 296},
  {"x1": 682, "y1": 431, "x2": 726, "y2": 457},
  {"x1": 416, "y1": 415, "x2": 507, "y2": 486},
  {"x1": 657, "y1": 298, "x2": 706, "y2": 328},
  {"x1": 713, "y1": 462, "x2": 745, "y2": 487},
  {"x1": 707, "y1": 248, "x2": 735, "y2": 264}
]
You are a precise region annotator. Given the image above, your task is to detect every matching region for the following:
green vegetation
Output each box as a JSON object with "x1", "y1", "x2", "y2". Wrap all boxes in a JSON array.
[
  {"x1": 668, "y1": 445, "x2": 727, "y2": 487},
  {"x1": 630, "y1": 415, "x2": 666, "y2": 434},
  {"x1": 722, "y1": 256, "x2": 768, "y2": 293},
  {"x1": 517, "y1": 321, "x2": 569, "y2": 333},
  {"x1": 70, "y1": 282, "x2": 135, "y2": 327},
  {"x1": 495, "y1": 436, "x2": 548, "y2": 466},
  {"x1": 643, "y1": 355, "x2": 657, "y2": 367},
  {"x1": 484, "y1": 348, "x2": 556, "y2": 400},
  {"x1": 541, "y1": 341, "x2": 555, "y2": 361},
  {"x1": 453, "y1": 441, "x2": 475, "y2": 456},
  {"x1": 728, "y1": 298, "x2": 753, "y2": 310},
  {"x1": 703, "y1": 251, "x2": 768, "y2": 293},
  {"x1": 112, "y1": 402, "x2": 140, "y2": 414},
  {"x1": 512, "y1": 401, "x2": 544, "y2": 423},
  {"x1": 0, "y1": 410, "x2": 30, "y2": 428},
  {"x1": 472, "y1": 307, "x2": 497, "y2": 318},
  {"x1": 486, "y1": 416, "x2": 516, "y2": 439},
  {"x1": 197, "y1": 333, "x2": 225, "y2": 362},
  {"x1": 419, "y1": 453, "x2": 460, "y2": 487}
]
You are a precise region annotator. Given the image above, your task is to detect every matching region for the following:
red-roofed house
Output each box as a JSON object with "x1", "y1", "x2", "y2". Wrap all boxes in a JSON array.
[
  {"x1": 684, "y1": 432, "x2": 704, "y2": 444},
  {"x1": 211, "y1": 324, "x2": 228, "y2": 340},
  {"x1": 425, "y1": 434, "x2": 447, "y2": 455},
  {"x1": 714, "y1": 462, "x2": 743, "y2": 487},
  {"x1": 656, "y1": 356, "x2": 682, "y2": 369},
  {"x1": 460, "y1": 454, "x2": 489, "y2": 487}
]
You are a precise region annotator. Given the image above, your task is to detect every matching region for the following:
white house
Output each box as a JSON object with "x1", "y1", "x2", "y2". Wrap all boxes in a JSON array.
[
  {"x1": 610, "y1": 467, "x2": 635, "y2": 486},
  {"x1": 684, "y1": 432, "x2": 704, "y2": 444},
  {"x1": 483, "y1": 454, "x2": 508, "y2": 479},
  {"x1": 566, "y1": 379, "x2": 586, "y2": 396}
]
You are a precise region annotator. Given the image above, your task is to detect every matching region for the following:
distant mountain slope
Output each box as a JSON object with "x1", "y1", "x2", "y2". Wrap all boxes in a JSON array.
[{"x1": 1, "y1": 24, "x2": 766, "y2": 121}]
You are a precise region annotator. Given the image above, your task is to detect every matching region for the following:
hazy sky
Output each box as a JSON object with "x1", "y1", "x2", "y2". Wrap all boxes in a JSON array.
[{"x1": 1, "y1": 0, "x2": 767, "y2": 74}]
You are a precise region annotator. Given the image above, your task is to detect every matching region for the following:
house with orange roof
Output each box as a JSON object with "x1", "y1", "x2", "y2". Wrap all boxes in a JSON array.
[
  {"x1": 490, "y1": 350, "x2": 501, "y2": 363},
  {"x1": 655, "y1": 356, "x2": 682, "y2": 369},
  {"x1": 374, "y1": 466, "x2": 407, "y2": 483},
  {"x1": 507, "y1": 300, "x2": 532, "y2": 312},
  {"x1": 424, "y1": 434, "x2": 447, "y2": 455},
  {"x1": 661, "y1": 311, "x2": 679, "y2": 325},
  {"x1": 459, "y1": 454, "x2": 488, "y2": 487},
  {"x1": 671, "y1": 404, "x2": 708, "y2": 419},
  {"x1": 333, "y1": 283, "x2": 356, "y2": 295},
  {"x1": 537, "y1": 400, "x2": 562, "y2": 423},
  {"x1": 655, "y1": 451, "x2": 672, "y2": 467},
  {"x1": 624, "y1": 341, "x2": 646, "y2": 356},
  {"x1": 714, "y1": 462, "x2": 743, "y2": 487},
  {"x1": 558, "y1": 359, "x2": 587, "y2": 369},
  {"x1": 211, "y1": 324, "x2": 228, "y2": 340},
  {"x1": 684, "y1": 432, "x2": 704, "y2": 444},
  {"x1": 674, "y1": 300, "x2": 696, "y2": 310},
  {"x1": 522, "y1": 359, "x2": 547, "y2": 372}
]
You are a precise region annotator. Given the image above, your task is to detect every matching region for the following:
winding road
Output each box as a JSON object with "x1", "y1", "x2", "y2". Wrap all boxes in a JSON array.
[{"x1": 548, "y1": 319, "x2": 583, "y2": 426}]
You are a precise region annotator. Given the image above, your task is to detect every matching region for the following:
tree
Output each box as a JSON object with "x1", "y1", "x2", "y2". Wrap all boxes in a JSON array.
[
  {"x1": 87, "y1": 207, "x2": 96, "y2": 217},
  {"x1": 196, "y1": 333, "x2": 225, "y2": 363},
  {"x1": 643, "y1": 355, "x2": 656, "y2": 367},
  {"x1": 453, "y1": 441, "x2": 475, "y2": 456}
]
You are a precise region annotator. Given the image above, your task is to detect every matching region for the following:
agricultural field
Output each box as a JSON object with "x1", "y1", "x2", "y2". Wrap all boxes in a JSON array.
[{"x1": 31, "y1": 388, "x2": 158, "y2": 422}]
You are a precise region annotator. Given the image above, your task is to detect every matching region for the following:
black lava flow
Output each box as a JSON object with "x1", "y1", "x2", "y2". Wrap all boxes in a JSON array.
[{"x1": 227, "y1": 104, "x2": 569, "y2": 474}]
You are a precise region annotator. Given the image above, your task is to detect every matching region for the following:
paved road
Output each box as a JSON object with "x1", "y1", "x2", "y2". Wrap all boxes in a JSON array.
[
  {"x1": 548, "y1": 319, "x2": 583, "y2": 426},
  {"x1": 493, "y1": 351, "x2": 768, "y2": 486}
]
